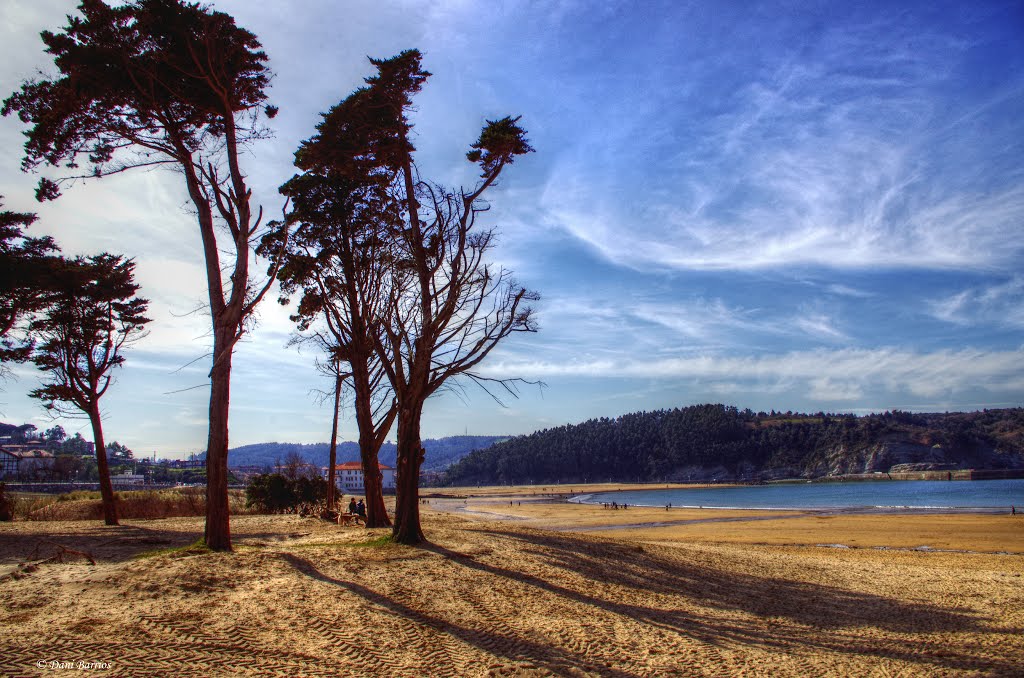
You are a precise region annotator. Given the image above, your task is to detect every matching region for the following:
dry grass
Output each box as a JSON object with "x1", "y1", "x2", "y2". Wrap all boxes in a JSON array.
[{"x1": 12, "y1": 488, "x2": 255, "y2": 522}]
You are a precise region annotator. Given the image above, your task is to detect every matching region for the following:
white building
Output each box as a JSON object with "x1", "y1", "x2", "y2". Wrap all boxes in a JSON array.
[
  {"x1": 325, "y1": 462, "x2": 396, "y2": 494},
  {"x1": 110, "y1": 471, "x2": 145, "y2": 487}
]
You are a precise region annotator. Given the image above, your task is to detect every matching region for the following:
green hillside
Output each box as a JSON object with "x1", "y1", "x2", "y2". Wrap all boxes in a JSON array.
[{"x1": 441, "y1": 405, "x2": 1024, "y2": 485}]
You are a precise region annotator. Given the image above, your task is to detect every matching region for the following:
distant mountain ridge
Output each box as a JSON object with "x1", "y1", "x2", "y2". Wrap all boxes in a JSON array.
[
  {"x1": 225, "y1": 436, "x2": 506, "y2": 472},
  {"x1": 441, "y1": 405, "x2": 1024, "y2": 486}
]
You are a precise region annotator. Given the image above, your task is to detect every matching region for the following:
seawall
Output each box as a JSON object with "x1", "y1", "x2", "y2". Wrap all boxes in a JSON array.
[{"x1": 815, "y1": 469, "x2": 1024, "y2": 482}]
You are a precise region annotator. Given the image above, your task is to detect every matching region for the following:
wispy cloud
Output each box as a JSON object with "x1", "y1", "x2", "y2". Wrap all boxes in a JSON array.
[
  {"x1": 479, "y1": 346, "x2": 1024, "y2": 405},
  {"x1": 825, "y1": 284, "x2": 874, "y2": 299},
  {"x1": 929, "y1": 277, "x2": 1024, "y2": 328},
  {"x1": 538, "y1": 8, "x2": 1024, "y2": 274},
  {"x1": 629, "y1": 298, "x2": 769, "y2": 342},
  {"x1": 792, "y1": 311, "x2": 848, "y2": 342},
  {"x1": 536, "y1": 294, "x2": 851, "y2": 354}
]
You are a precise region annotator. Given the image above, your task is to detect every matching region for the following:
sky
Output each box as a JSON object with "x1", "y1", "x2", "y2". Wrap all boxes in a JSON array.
[{"x1": 1, "y1": 0, "x2": 1023, "y2": 458}]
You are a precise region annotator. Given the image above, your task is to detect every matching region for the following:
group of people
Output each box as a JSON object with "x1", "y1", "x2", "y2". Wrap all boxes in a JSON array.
[{"x1": 347, "y1": 497, "x2": 366, "y2": 518}]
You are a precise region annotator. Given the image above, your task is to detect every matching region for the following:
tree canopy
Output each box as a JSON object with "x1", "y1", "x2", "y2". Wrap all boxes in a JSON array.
[
  {"x1": 2, "y1": 0, "x2": 272, "y2": 191},
  {"x1": 30, "y1": 255, "x2": 150, "y2": 412},
  {"x1": 348, "y1": 50, "x2": 537, "y2": 544},
  {"x1": 261, "y1": 49, "x2": 539, "y2": 544},
  {"x1": 0, "y1": 198, "x2": 59, "y2": 367},
  {"x1": 29, "y1": 253, "x2": 149, "y2": 524},
  {"x1": 5, "y1": 0, "x2": 280, "y2": 550}
]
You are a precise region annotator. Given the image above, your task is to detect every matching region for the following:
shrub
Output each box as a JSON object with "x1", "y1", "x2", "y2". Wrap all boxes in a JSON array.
[
  {"x1": 0, "y1": 483, "x2": 13, "y2": 521},
  {"x1": 245, "y1": 472, "x2": 328, "y2": 514}
]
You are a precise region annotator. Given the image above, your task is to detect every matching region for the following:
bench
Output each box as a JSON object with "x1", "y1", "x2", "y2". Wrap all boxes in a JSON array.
[{"x1": 338, "y1": 512, "x2": 364, "y2": 526}]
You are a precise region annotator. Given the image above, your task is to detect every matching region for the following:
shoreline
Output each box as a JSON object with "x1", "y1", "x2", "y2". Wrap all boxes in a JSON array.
[
  {"x1": 430, "y1": 485, "x2": 1020, "y2": 516},
  {"x1": 569, "y1": 501, "x2": 1015, "y2": 515},
  {"x1": 424, "y1": 484, "x2": 1024, "y2": 555},
  {"x1": 440, "y1": 492, "x2": 1016, "y2": 516}
]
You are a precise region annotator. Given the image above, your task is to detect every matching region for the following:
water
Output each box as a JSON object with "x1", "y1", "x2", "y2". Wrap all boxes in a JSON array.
[{"x1": 570, "y1": 479, "x2": 1024, "y2": 511}]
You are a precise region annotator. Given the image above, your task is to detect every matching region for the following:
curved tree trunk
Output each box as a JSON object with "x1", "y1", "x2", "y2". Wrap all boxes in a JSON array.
[{"x1": 88, "y1": 402, "x2": 118, "y2": 526}]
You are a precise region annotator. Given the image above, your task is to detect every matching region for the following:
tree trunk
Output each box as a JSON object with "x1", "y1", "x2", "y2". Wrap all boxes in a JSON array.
[
  {"x1": 180, "y1": 158, "x2": 234, "y2": 551},
  {"x1": 88, "y1": 402, "x2": 118, "y2": 526},
  {"x1": 204, "y1": 325, "x2": 234, "y2": 551},
  {"x1": 359, "y1": 430, "x2": 390, "y2": 528},
  {"x1": 392, "y1": 402, "x2": 425, "y2": 545},
  {"x1": 353, "y1": 360, "x2": 391, "y2": 528},
  {"x1": 326, "y1": 372, "x2": 342, "y2": 511}
]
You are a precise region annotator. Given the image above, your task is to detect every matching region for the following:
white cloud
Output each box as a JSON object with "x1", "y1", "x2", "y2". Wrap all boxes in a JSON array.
[
  {"x1": 792, "y1": 310, "x2": 848, "y2": 342},
  {"x1": 478, "y1": 346, "x2": 1024, "y2": 405},
  {"x1": 808, "y1": 377, "x2": 864, "y2": 402},
  {"x1": 929, "y1": 277, "x2": 1024, "y2": 328},
  {"x1": 825, "y1": 284, "x2": 874, "y2": 299},
  {"x1": 538, "y1": 14, "x2": 1024, "y2": 274},
  {"x1": 630, "y1": 298, "x2": 766, "y2": 342}
]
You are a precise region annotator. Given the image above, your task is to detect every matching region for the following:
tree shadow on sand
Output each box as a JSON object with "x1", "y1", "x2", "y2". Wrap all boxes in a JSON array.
[
  {"x1": 0, "y1": 524, "x2": 193, "y2": 563},
  {"x1": 279, "y1": 552, "x2": 637, "y2": 677},
  {"x1": 0, "y1": 522, "x2": 330, "y2": 565},
  {"x1": 420, "y1": 527, "x2": 1021, "y2": 674}
]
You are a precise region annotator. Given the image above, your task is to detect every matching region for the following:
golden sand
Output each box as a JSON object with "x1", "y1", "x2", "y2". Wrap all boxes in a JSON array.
[{"x1": 0, "y1": 486, "x2": 1021, "y2": 676}]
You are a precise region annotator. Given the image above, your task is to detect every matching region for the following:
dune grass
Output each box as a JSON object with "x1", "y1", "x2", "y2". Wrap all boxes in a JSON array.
[{"x1": 10, "y1": 488, "x2": 256, "y2": 521}]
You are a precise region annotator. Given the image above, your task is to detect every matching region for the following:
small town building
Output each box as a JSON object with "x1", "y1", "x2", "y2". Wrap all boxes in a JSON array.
[
  {"x1": 169, "y1": 457, "x2": 204, "y2": 469},
  {"x1": 0, "y1": 448, "x2": 20, "y2": 478},
  {"x1": 324, "y1": 461, "x2": 396, "y2": 494},
  {"x1": 110, "y1": 471, "x2": 145, "y2": 487},
  {"x1": 0, "y1": 444, "x2": 54, "y2": 479},
  {"x1": 230, "y1": 465, "x2": 271, "y2": 482}
]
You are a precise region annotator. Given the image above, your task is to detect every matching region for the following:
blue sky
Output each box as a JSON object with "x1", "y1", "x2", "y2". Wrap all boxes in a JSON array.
[{"x1": 2, "y1": 0, "x2": 1023, "y2": 458}]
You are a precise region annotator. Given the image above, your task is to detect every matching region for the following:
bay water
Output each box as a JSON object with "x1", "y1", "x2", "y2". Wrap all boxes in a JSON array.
[{"x1": 570, "y1": 478, "x2": 1024, "y2": 511}]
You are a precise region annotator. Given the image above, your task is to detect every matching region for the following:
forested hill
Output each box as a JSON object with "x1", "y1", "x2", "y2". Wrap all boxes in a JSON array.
[
  {"x1": 226, "y1": 435, "x2": 505, "y2": 472},
  {"x1": 440, "y1": 405, "x2": 1024, "y2": 485}
]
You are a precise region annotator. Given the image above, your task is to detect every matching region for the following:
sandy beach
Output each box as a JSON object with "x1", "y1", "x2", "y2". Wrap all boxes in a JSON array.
[{"x1": 1, "y1": 487, "x2": 1022, "y2": 676}]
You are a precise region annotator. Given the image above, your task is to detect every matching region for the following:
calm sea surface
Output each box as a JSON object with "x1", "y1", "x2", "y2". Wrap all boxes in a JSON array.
[{"x1": 570, "y1": 479, "x2": 1024, "y2": 510}]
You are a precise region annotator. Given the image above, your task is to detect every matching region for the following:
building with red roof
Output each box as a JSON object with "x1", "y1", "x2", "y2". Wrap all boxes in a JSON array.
[{"x1": 323, "y1": 461, "x2": 396, "y2": 494}]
